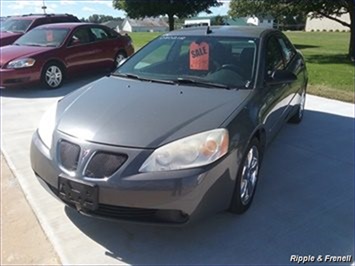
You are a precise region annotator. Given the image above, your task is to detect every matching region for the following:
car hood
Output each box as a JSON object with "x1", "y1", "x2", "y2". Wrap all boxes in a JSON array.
[
  {"x1": 56, "y1": 76, "x2": 251, "y2": 148},
  {"x1": 0, "y1": 45, "x2": 52, "y2": 66},
  {"x1": 0, "y1": 31, "x2": 22, "y2": 46}
]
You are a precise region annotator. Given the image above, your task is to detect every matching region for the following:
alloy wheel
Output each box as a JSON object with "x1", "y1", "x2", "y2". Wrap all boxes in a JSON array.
[
  {"x1": 240, "y1": 145, "x2": 259, "y2": 205},
  {"x1": 45, "y1": 65, "x2": 63, "y2": 88}
]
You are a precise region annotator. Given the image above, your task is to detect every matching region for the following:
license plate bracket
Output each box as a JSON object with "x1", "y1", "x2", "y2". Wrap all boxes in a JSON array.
[{"x1": 58, "y1": 176, "x2": 98, "y2": 211}]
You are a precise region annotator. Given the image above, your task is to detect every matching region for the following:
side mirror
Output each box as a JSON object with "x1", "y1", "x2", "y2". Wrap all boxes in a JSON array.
[{"x1": 266, "y1": 70, "x2": 297, "y2": 86}]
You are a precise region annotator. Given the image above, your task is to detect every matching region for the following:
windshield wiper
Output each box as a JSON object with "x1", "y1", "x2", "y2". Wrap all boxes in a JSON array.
[
  {"x1": 111, "y1": 72, "x2": 175, "y2": 85},
  {"x1": 24, "y1": 43, "x2": 46, "y2": 47},
  {"x1": 172, "y1": 77, "x2": 233, "y2": 90}
]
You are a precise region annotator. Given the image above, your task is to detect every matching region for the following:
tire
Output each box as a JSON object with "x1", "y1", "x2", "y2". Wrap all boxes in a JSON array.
[
  {"x1": 41, "y1": 62, "x2": 64, "y2": 89},
  {"x1": 114, "y1": 51, "x2": 127, "y2": 68},
  {"x1": 288, "y1": 89, "x2": 306, "y2": 124},
  {"x1": 229, "y1": 138, "x2": 261, "y2": 214}
]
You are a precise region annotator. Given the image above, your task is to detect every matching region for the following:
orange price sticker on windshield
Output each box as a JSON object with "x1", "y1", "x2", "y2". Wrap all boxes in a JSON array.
[
  {"x1": 189, "y1": 42, "x2": 209, "y2": 70},
  {"x1": 46, "y1": 31, "x2": 53, "y2": 42}
]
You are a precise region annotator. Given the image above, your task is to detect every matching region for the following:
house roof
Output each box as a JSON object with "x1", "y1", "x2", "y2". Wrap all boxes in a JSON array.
[
  {"x1": 125, "y1": 17, "x2": 169, "y2": 28},
  {"x1": 101, "y1": 20, "x2": 123, "y2": 29},
  {"x1": 185, "y1": 16, "x2": 214, "y2": 21}
]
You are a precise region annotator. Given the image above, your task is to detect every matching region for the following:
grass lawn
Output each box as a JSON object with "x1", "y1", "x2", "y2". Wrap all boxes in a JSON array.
[
  {"x1": 285, "y1": 31, "x2": 354, "y2": 103},
  {"x1": 130, "y1": 32, "x2": 162, "y2": 50},
  {"x1": 129, "y1": 31, "x2": 354, "y2": 102}
]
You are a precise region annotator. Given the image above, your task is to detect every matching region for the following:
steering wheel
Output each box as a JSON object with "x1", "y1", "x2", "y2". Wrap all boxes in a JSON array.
[{"x1": 217, "y1": 64, "x2": 244, "y2": 76}]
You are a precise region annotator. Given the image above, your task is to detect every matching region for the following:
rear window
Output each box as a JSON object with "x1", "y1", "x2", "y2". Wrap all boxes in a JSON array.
[{"x1": 0, "y1": 19, "x2": 33, "y2": 33}]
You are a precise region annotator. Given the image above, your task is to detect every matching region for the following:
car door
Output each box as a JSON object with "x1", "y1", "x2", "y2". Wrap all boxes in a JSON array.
[
  {"x1": 276, "y1": 33, "x2": 306, "y2": 110},
  {"x1": 64, "y1": 26, "x2": 103, "y2": 73},
  {"x1": 89, "y1": 26, "x2": 120, "y2": 68},
  {"x1": 261, "y1": 35, "x2": 289, "y2": 136}
]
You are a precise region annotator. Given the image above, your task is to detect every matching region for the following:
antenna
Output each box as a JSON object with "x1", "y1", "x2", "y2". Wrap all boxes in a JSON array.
[
  {"x1": 206, "y1": 26, "x2": 212, "y2": 34},
  {"x1": 41, "y1": 0, "x2": 47, "y2": 14}
]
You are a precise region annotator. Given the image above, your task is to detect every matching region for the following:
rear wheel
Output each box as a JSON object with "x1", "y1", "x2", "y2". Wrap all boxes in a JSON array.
[
  {"x1": 41, "y1": 62, "x2": 64, "y2": 89},
  {"x1": 229, "y1": 138, "x2": 261, "y2": 214},
  {"x1": 289, "y1": 89, "x2": 306, "y2": 124}
]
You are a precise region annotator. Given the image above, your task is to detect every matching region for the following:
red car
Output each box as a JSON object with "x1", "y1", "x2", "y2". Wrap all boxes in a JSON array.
[
  {"x1": 0, "y1": 23, "x2": 134, "y2": 89},
  {"x1": 0, "y1": 14, "x2": 80, "y2": 47}
]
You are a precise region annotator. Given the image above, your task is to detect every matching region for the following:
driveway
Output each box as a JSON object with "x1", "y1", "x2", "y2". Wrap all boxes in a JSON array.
[{"x1": 1, "y1": 77, "x2": 354, "y2": 265}]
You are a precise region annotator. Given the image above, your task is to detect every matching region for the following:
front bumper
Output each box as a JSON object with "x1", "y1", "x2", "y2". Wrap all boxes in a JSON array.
[
  {"x1": 30, "y1": 131, "x2": 239, "y2": 225},
  {"x1": 0, "y1": 67, "x2": 41, "y2": 88}
]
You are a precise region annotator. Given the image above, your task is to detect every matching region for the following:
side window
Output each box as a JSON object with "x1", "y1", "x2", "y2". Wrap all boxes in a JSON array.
[
  {"x1": 277, "y1": 35, "x2": 296, "y2": 66},
  {"x1": 265, "y1": 36, "x2": 285, "y2": 76},
  {"x1": 107, "y1": 28, "x2": 119, "y2": 39},
  {"x1": 28, "y1": 18, "x2": 43, "y2": 30},
  {"x1": 70, "y1": 28, "x2": 94, "y2": 45},
  {"x1": 90, "y1": 27, "x2": 109, "y2": 41}
]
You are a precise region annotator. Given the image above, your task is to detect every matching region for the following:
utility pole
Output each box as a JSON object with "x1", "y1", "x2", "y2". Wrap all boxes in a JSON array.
[{"x1": 42, "y1": 0, "x2": 47, "y2": 14}]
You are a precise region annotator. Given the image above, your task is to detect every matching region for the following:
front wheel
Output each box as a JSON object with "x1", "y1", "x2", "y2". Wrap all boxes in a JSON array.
[
  {"x1": 41, "y1": 63, "x2": 64, "y2": 89},
  {"x1": 229, "y1": 138, "x2": 261, "y2": 214}
]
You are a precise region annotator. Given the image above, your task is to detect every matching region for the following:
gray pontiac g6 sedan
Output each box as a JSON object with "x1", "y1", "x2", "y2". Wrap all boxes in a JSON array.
[{"x1": 30, "y1": 26, "x2": 308, "y2": 224}]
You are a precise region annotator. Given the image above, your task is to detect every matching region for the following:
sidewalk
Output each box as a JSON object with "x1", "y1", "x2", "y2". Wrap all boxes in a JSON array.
[{"x1": 1, "y1": 155, "x2": 60, "y2": 265}]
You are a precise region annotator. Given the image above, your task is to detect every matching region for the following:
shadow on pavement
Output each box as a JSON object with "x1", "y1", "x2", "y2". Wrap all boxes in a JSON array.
[
  {"x1": 65, "y1": 110, "x2": 354, "y2": 265},
  {"x1": 0, "y1": 73, "x2": 106, "y2": 99}
]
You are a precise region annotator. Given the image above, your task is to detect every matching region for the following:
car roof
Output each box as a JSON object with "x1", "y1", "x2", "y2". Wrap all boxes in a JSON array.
[
  {"x1": 35, "y1": 22, "x2": 97, "y2": 30},
  {"x1": 9, "y1": 14, "x2": 78, "y2": 20},
  {"x1": 166, "y1": 26, "x2": 275, "y2": 39}
]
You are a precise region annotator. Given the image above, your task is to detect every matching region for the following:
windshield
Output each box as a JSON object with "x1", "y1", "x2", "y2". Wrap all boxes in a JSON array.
[
  {"x1": 0, "y1": 19, "x2": 32, "y2": 33},
  {"x1": 14, "y1": 28, "x2": 70, "y2": 47},
  {"x1": 116, "y1": 35, "x2": 258, "y2": 89}
]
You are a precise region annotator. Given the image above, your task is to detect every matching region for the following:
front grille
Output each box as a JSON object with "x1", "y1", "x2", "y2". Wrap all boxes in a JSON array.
[
  {"x1": 85, "y1": 152, "x2": 127, "y2": 178},
  {"x1": 59, "y1": 140, "x2": 80, "y2": 171},
  {"x1": 94, "y1": 204, "x2": 158, "y2": 220}
]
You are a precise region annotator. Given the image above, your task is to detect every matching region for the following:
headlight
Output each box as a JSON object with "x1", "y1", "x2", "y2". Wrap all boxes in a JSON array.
[
  {"x1": 38, "y1": 104, "x2": 57, "y2": 149},
  {"x1": 139, "y1": 128, "x2": 229, "y2": 172},
  {"x1": 7, "y1": 58, "x2": 36, "y2": 69}
]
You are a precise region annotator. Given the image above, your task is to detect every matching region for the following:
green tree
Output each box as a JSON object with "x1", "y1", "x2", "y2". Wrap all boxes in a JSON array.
[
  {"x1": 112, "y1": 0, "x2": 221, "y2": 31},
  {"x1": 212, "y1": 15, "x2": 226, "y2": 25},
  {"x1": 87, "y1": 14, "x2": 122, "y2": 23},
  {"x1": 228, "y1": 0, "x2": 354, "y2": 60},
  {"x1": 88, "y1": 14, "x2": 100, "y2": 23}
]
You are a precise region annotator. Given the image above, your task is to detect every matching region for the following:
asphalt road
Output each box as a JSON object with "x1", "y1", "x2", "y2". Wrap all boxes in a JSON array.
[{"x1": 1, "y1": 76, "x2": 354, "y2": 265}]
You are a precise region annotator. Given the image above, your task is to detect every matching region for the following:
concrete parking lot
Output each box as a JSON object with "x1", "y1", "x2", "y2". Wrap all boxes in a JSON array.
[{"x1": 1, "y1": 76, "x2": 354, "y2": 265}]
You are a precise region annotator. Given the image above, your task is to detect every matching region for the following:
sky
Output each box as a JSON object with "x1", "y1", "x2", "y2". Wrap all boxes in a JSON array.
[{"x1": 0, "y1": 0, "x2": 230, "y2": 19}]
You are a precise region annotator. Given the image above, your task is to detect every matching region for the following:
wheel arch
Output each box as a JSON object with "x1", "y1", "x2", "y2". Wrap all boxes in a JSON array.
[
  {"x1": 41, "y1": 59, "x2": 67, "y2": 77},
  {"x1": 247, "y1": 126, "x2": 267, "y2": 162},
  {"x1": 116, "y1": 49, "x2": 127, "y2": 57}
]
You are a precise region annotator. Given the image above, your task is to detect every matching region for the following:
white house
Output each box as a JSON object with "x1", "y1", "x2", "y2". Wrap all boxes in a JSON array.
[
  {"x1": 101, "y1": 20, "x2": 123, "y2": 32},
  {"x1": 122, "y1": 17, "x2": 169, "y2": 32},
  {"x1": 305, "y1": 12, "x2": 350, "y2": 32},
  {"x1": 246, "y1": 15, "x2": 275, "y2": 28}
]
